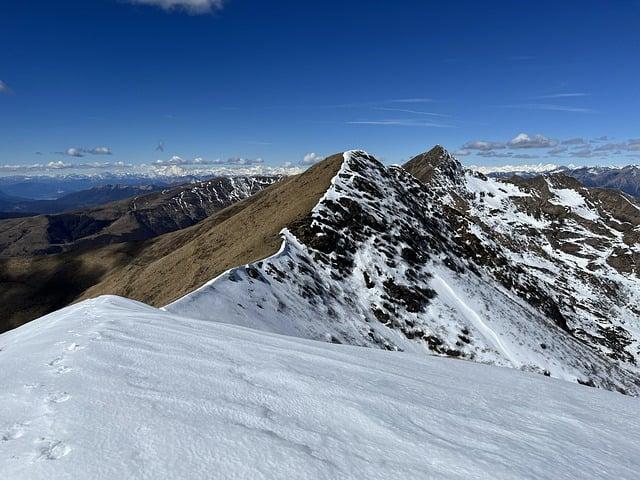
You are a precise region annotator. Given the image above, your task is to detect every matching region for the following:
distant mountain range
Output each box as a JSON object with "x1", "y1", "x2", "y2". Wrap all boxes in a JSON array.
[
  {"x1": 0, "y1": 174, "x2": 190, "y2": 200},
  {"x1": 0, "y1": 165, "x2": 299, "y2": 200},
  {"x1": 0, "y1": 175, "x2": 281, "y2": 328},
  {"x1": 0, "y1": 176, "x2": 281, "y2": 256},
  {"x1": 0, "y1": 184, "x2": 163, "y2": 218},
  {"x1": 477, "y1": 163, "x2": 640, "y2": 198}
]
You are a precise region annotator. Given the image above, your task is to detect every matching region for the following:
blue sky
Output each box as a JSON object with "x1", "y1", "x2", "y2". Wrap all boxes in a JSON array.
[{"x1": 1, "y1": 0, "x2": 639, "y2": 175}]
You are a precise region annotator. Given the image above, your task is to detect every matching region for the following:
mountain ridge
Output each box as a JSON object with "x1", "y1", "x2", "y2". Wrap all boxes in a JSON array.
[
  {"x1": 168, "y1": 148, "x2": 640, "y2": 394},
  {"x1": 3, "y1": 147, "x2": 640, "y2": 395}
]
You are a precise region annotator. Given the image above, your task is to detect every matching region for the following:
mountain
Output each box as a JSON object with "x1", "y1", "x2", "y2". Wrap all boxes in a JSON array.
[
  {"x1": 0, "y1": 174, "x2": 285, "y2": 329},
  {"x1": 471, "y1": 163, "x2": 565, "y2": 175},
  {"x1": 3, "y1": 147, "x2": 640, "y2": 395},
  {"x1": 566, "y1": 165, "x2": 640, "y2": 197},
  {"x1": 1, "y1": 295, "x2": 638, "y2": 479},
  {"x1": 480, "y1": 164, "x2": 640, "y2": 198},
  {"x1": 0, "y1": 163, "x2": 335, "y2": 331},
  {"x1": 0, "y1": 165, "x2": 299, "y2": 200},
  {"x1": 0, "y1": 176, "x2": 281, "y2": 256},
  {"x1": 165, "y1": 147, "x2": 640, "y2": 394},
  {"x1": 0, "y1": 184, "x2": 163, "y2": 218}
]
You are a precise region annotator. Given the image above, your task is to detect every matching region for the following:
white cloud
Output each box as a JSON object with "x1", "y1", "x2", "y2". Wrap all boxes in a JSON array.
[
  {"x1": 502, "y1": 103, "x2": 594, "y2": 113},
  {"x1": 47, "y1": 161, "x2": 72, "y2": 169},
  {"x1": 537, "y1": 93, "x2": 589, "y2": 99},
  {"x1": 155, "y1": 155, "x2": 188, "y2": 166},
  {"x1": 452, "y1": 149, "x2": 471, "y2": 157},
  {"x1": 66, "y1": 148, "x2": 85, "y2": 157},
  {"x1": 154, "y1": 156, "x2": 263, "y2": 166},
  {"x1": 374, "y1": 107, "x2": 450, "y2": 118},
  {"x1": 0, "y1": 80, "x2": 11, "y2": 95},
  {"x1": 508, "y1": 133, "x2": 558, "y2": 149},
  {"x1": 388, "y1": 98, "x2": 433, "y2": 104},
  {"x1": 89, "y1": 147, "x2": 112, "y2": 155},
  {"x1": 347, "y1": 119, "x2": 451, "y2": 128},
  {"x1": 62, "y1": 146, "x2": 113, "y2": 157},
  {"x1": 301, "y1": 152, "x2": 323, "y2": 165},
  {"x1": 127, "y1": 0, "x2": 224, "y2": 14},
  {"x1": 226, "y1": 157, "x2": 264, "y2": 166},
  {"x1": 462, "y1": 140, "x2": 506, "y2": 151}
]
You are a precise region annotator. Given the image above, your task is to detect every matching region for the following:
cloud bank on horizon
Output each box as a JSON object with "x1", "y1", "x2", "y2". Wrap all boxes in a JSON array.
[{"x1": 456, "y1": 133, "x2": 640, "y2": 165}]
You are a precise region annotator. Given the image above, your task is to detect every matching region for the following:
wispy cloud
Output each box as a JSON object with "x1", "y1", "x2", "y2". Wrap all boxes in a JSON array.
[
  {"x1": 501, "y1": 103, "x2": 594, "y2": 113},
  {"x1": 374, "y1": 107, "x2": 449, "y2": 117},
  {"x1": 126, "y1": 0, "x2": 224, "y2": 14},
  {"x1": 347, "y1": 119, "x2": 451, "y2": 128},
  {"x1": 324, "y1": 98, "x2": 433, "y2": 109},
  {"x1": 0, "y1": 80, "x2": 12, "y2": 95},
  {"x1": 388, "y1": 98, "x2": 432, "y2": 104},
  {"x1": 537, "y1": 93, "x2": 590, "y2": 99}
]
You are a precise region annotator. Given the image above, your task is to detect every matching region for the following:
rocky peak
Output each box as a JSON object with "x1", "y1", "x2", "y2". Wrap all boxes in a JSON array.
[{"x1": 403, "y1": 145, "x2": 465, "y2": 185}]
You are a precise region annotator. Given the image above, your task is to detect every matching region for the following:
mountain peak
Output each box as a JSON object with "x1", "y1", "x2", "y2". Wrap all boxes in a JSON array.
[{"x1": 403, "y1": 145, "x2": 464, "y2": 184}]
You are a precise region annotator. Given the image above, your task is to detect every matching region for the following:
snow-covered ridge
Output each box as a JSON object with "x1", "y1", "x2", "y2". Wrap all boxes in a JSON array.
[
  {"x1": 2, "y1": 296, "x2": 639, "y2": 479},
  {"x1": 140, "y1": 175, "x2": 281, "y2": 219},
  {"x1": 169, "y1": 150, "x2": 640, "y2": 394}
]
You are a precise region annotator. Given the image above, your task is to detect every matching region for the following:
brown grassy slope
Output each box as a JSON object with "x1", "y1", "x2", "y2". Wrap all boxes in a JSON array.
[
  {"x1": 402, "y1": 145, "x2": 449, "y2": 183},
  {"x1": 0, "y1": 154, "x2": 343, "y2": 331},
  {"x1": 80, "y1": 154, "x2": 343, "y2": 305}
]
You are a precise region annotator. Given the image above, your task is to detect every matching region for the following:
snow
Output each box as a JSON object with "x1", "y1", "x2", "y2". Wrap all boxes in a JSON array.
[
  {"x1": 546, "y1": 180, "x2": 600, "y2": 221},
  {"x1": 468, "y1": 163, "x2": 565, "y2": 175},
  {"x1": 2, "y1": 295, "x2": 640, "y2": 480},
  {"x1": 430, "y1": 274, "x2": 518, "y2": 366}
]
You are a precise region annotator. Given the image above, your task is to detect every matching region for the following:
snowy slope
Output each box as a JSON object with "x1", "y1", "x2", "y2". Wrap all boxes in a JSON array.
[
  {"x1": 2, "y1": 295, "x2": 640, "y2": 480},
  {"x1": 168, "y1": 150, "x2": 640, "y2": 394}
]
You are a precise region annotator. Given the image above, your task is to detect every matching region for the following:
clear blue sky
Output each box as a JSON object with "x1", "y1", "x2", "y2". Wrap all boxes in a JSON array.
[{"x1": 1, "y1": 0, "x2": 639, "y2": 173}]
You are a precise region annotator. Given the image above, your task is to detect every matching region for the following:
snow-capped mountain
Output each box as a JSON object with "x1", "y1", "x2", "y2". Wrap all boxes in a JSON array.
[
  {"x1": 475, "y1": 163, "x2": 640, "y2": 198},
  {"x1": 1, "y1": 296, "x2": 639, "y2": 479},
  {"x1": 469, "y1": 163, "x2": 567, "y2": 175},
  {"x1": 168, "y1": 148, "x2": 640, "y2": 394},
  {"x1": 567, "y1": 165, "x2": 640, "y2": 198}
]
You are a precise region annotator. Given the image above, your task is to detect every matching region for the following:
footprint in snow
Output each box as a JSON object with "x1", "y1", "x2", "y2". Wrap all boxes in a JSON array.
[
  {"x1": 1, "y1": 422, "x2": 30, "y2": 441},
  {"x1": 46, "y1": 392, "x2": 71, "y2": 404},
  {"x1": 66, "y1": 343, "x2": 82, "y2": 352},
  {"x1": 37, "y1": 440, "x2": 71, "y2": 460},
  {"x1": 47, "y1": 357, "x2": 63, "y2": 367}
]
